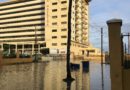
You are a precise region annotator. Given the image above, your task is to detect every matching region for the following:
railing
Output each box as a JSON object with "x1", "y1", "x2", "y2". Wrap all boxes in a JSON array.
[{"x1": 121, "y1": 33, "x2": 130, "y2": 69}]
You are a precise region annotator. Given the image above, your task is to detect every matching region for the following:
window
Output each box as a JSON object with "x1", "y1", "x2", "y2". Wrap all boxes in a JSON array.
[
  {"x1": 52, "y1": 43, "x2": 57, "y2": 46},
  {"x1": 52, "y1": 36, "x2": 57, "y2": 39},
  {"x1": 52, "y1": 2, "x2": 57, "y2": 5},
  {"x1": 52, "y1": 9, "x2": 57, "y2": 12},
  {"x1": 61, "y1": 43, "x2": 67, "y2": 45},
  {"x1": 61, "y1": 36, "x2": 67, "y2": 38},
  {"x1": 61, "y1": 21, "x2": 67, "y2": 24},
  {"x1": 52, "y1": 29, "x2": 57, "y2": 32},
  {"x1": 52, "y1": 16, "x2": 57, "y2": 18},
  {"x1": 52, "y1": 22, "x2": 57, "y2": 25},
  {"x1": 61, "y1": 28, "x2": 67, "y2": 31},
  {"x1": 61, "y1": 14, "x2": 67, "y2": 17},
  {"x1": 61, "y1": 1, "x2": 67, "y2": 4},
  {"x1": 61, "y1": 8, "x2": 67, "y2": 10}
]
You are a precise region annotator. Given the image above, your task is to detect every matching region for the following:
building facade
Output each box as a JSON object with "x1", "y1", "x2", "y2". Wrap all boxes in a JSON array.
[
  {"x1": 45, "y1": 0, "x2": 90, "y2": 55},
  {"x1": 0, "y1": 0, "x2": 45, "y2": 54},
  {"x1": 0, "y1": 0, "x2": 92, "y2": 56}
]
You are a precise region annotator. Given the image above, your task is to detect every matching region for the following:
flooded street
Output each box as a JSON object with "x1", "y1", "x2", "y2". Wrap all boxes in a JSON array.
[{"x1": 0, "y1": 60, "x2": 110, "y2": 90}]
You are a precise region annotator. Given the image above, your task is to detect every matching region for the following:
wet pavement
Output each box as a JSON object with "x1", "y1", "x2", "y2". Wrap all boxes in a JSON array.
[{"x1": 0, "y1": 60, "x2": 110, "y2": 90}]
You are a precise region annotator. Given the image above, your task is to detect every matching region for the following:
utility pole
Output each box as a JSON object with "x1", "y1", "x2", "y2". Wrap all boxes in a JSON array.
[
  {"x1": 128, "y1": 33, "x2": 129, "y2": 54},
  {"x1": 101, "y1": 27, "x2": 104, "y2": 90}
]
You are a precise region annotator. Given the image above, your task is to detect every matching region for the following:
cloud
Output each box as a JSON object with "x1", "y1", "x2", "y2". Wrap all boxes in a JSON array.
[{"x1": 90, "y1": 0, "x2": 130, "y2": 24}]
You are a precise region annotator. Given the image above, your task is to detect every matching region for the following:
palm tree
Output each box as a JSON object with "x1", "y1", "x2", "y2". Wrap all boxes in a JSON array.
[
  {"x1": 64, "y1": 0, "x2": 91, "y2": 81},
  {"x1": 63, "y1": 0, "x2": 74, "y2": 81}
]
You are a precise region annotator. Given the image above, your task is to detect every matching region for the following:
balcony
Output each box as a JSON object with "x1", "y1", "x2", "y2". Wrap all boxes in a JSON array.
[
  {"x1": 76, "y1": 25, "x2": 82, "y2": 30},
  {"x1": 82, "y1": 14, "x2": 88, "y2": 19},
  {"x1": 82, "y1": 24, "x2": 88, "y2": 29},
  {"x1": 82, "y1": 21, "x2": 87, "y2": 25},
  {"x1": 76, "y1": 20, "x2": 82, "y2": 24},
  {"x1": 75, "y1": 33, "x2": 80, "y2": 37},
  {"x1": 82, "y1": 31, "x2": 87, "y2": 35},
  {"x1": 82, "y1": 37, "x2": 87, "y2": 40},
  {"x1": 76, "y1": 8, "x2": 82, "y2": 12}
]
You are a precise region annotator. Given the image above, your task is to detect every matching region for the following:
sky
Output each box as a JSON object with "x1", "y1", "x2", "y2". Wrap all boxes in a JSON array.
[
  {"x1": 90, "y1": 0, "x2": 130, "y2": 25},
  {"x1": 89, "y1": 0, "x2": 130, "y2": 51},
  {"x1": 0, "y1": 0, "x2": 6, "y2": 2}
]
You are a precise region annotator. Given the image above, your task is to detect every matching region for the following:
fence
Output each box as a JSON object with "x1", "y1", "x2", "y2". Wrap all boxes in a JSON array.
[{"x1": 121, "y1": 33, "x2": 130, "y2": 68}]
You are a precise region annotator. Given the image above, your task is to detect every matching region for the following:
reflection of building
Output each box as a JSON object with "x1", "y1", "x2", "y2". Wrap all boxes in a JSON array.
[
  {"x1": 0, "y1": 0, "x2": 98, "y2": 56},
  {"x1": 71, "y1": 61, "x2": 90, "y2": 90}
]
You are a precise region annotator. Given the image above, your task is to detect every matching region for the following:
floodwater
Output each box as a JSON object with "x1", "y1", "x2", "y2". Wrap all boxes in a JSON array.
[{"x1": 0, "y1": 60, "x2": 110, "y2": 90}]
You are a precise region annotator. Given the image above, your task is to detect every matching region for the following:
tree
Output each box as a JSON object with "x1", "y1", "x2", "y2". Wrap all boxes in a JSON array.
[{"x1": 63, "y1": 0, "x2": 74, "y2": 82}]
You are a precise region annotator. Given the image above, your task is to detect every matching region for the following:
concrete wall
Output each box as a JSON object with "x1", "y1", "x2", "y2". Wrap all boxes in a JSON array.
[
  {"x1": 123, "y1": 70, "x2": 130, "y2": 90},
  {"x1": 107, "y1": 19, "x2": 123, "y2": 90}
]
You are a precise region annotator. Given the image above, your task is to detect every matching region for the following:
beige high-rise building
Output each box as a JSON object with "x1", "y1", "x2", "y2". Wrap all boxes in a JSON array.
[
  {"x1": 0, "y1": 0, "x2": 93, "y2": 56},
  {"x1": 45, "y1": 0, "x2": 90, "y2": 55}
]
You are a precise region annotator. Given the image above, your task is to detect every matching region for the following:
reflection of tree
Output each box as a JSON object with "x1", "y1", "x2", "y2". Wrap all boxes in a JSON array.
[
  {"x1": 66, "y1": 81, "x2": 72, "y2": 90},
  {"x1": 33, "y1": 63, "x2": 44, "y2": 90}
]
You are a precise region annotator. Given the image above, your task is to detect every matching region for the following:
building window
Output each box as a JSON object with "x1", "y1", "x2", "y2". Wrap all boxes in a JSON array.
[
  {"x1": 52, "y1": 22, "x2": 57, "y2": 25},
  {"x1": 61, "y1": 14, "x2": 67, "y2": 17},
  {"x1": 52, "y1": 43, "x2": 57, "y2": 46},
  {"x1": 52, "y1": 2, "x2": 57, "y2": 5},
  {"x1": 61, "y1": 21, "x2": 67, "y2": 24},
  {"x1": 52, "y1": 9, "x2": 57, "y2": 12},
  {"x1": 61, "y1": 36, "x2": 67, "y2": 38},
  {"x1": 52, "y1": 36, "x2": 57, "y2": 39},
  {"x1": 61, "y1": 8, "x2": 67, "y2": 10},
  {"x1": 52, "y1": 29, "x2": 57, "y2": 32},
  {"x1": 61, "y1": 1, "x2": 67, "y2": 4},
  {"x1": 61, "y1": 43, "x2": 67, "y2": 45},
  {"x1": 61, "y1": 28, "x2": 67, "y2": 31},
  {"x1": 52, "y1": 16, "x2": 57, "y2": 18}
]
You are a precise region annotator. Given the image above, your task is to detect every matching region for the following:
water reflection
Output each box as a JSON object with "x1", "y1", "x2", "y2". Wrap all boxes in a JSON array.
[{"x1": 0, "y1": 61, "x2": 110, "y2": 90}]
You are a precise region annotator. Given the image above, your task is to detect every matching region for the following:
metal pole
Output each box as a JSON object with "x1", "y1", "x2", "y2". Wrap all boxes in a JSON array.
[
  {"x1": 101, "y1": 27, "x2": 104, "y2": 90},
  {"x1": 121, "y1": 34, "x2": 124, "y2": 66},
  {"x1": 128, "y1": 33, "x2": 129, "y2": 54},
  {"x1": 125, "y1": 43, "x2": 127, "y2": 61}
]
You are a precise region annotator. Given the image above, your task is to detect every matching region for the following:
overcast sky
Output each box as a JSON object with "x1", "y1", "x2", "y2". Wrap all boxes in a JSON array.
[{"x1": 90, "y1": 0, "x2": 130, "y2": 25}]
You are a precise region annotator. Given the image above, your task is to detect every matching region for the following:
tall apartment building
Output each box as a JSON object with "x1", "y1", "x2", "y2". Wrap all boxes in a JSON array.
[
  {"x1": 0, "y1": 0, "x2": 92, "y2": 56},
  {"x1": 45, "y1": 0, "x2": 90, "y2": 55}
]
